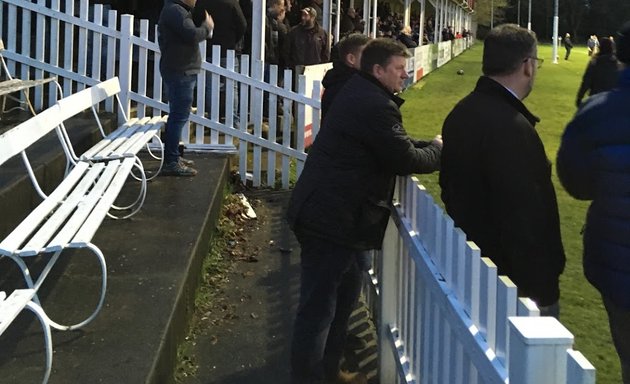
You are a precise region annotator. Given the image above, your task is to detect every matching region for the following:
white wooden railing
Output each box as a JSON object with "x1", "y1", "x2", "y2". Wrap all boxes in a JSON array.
[{"x1": 371, "y1": 175, "x2": 596, "y2": 384}]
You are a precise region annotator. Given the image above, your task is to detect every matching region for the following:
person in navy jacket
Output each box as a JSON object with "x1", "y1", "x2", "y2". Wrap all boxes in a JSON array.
[{"x1": 557, "y1": 21, "x2": 630, "y2": 384}]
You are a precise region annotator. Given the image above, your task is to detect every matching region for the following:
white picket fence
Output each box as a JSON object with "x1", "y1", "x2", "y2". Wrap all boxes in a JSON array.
[
  {"x1": 0, "y1": 0, "x2": 318, "y2": 188},
  {"x1": 371, "y1": 175, "x2": 596, "y2": 384}
]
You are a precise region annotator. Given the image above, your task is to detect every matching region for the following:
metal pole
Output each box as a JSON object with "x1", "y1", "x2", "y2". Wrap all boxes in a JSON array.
[
  {"x1": 517, "y1": 0, "x2": 521, "y2": 26},
  {"x1": 490, "y1": 0, "x2": 494, "y2": 29},
  {"x1": 527, "y1": 0, "x2": 531, "y2": 30},
  {"x1": 552, "y1": 0, "x2": 558, "y2": 64}
]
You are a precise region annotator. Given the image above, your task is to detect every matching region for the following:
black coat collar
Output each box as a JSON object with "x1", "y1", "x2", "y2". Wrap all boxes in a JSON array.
[
  {"x1": 358, "y1": 72, "x2": 405, "y2": 107},
  {"x1": 475, "y1": 76, "x2": 540, "y2": 126}
]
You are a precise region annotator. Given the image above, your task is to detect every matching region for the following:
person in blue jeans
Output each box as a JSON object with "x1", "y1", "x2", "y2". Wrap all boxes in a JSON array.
[{"x1": 158, "y1": 0, "x2": 214, "y2": 176}]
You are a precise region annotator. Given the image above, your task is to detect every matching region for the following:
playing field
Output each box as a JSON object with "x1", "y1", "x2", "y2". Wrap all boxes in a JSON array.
[{"x1": 401, "y1": 42, "x2": 621, "y2": 384}]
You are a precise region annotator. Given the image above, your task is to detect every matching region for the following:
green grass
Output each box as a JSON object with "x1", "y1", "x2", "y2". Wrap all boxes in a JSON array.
[{"x1": 400, "y1": 44, "x2": 620, "y2": 384}]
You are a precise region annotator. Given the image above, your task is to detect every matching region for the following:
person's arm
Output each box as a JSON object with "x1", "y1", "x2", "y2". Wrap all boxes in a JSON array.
[
  {"x1": 320, "y1": 30, "x2": 331, "y2": 63},
  {"x1": 557, "y1": 118, "x2": 596, "y2": 200},
  {"x1": 366, "y1": 104, "x2": 441, "y2": 175},
  {"x1": 165, "y1": 6, "x2": 212, "y2": 43}
]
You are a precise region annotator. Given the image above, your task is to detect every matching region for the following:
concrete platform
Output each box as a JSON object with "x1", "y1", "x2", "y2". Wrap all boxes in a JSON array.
[{"x1": 0, "y1": 142, "x2": 230, "y2": 383}]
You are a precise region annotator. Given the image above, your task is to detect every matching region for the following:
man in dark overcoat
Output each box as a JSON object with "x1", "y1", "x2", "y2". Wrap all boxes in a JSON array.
[
  {"x1": 439, "y1": 24, "x2": 566, "y2": 317},
  {"x1": 287, "y1": 38, "x2": 442, "y2": 384}
]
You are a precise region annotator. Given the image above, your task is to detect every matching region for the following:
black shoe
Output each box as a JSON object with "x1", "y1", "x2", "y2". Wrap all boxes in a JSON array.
[{"x1": 161, "y1": 161, "x2": 197, "y2": 177}]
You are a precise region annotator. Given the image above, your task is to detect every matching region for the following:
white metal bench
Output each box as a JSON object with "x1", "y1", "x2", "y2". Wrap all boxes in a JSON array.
[
  {"x1": 0, "y1": 39, "x2": 61, "y2": 116},
  {"x1": 0, "y1": 103, "x2": 138, "y2": 332},
  {"x1": 55, "y1": 77, "x2": 166, "y2": 219},
  {"x1": 0, "y1": 289, "x2": 52, "y2": 384}
]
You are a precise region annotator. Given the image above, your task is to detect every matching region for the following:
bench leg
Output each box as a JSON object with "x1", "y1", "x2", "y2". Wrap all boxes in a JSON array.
[
  {"x1": 108, "y1": 157, "x2": 147, "y2": 220},
  {"x1": 5, "y1": 245, "x2": 108, "y2": 331},
  {"x1": 25, "y1": 301, "x2": 53, "y2": 384},
  {"x1": 144, "y1": 134, "x2": 165, "y2": 181}
]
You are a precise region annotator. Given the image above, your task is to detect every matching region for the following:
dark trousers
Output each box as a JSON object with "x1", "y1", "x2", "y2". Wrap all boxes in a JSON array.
[
  {"x1": 603, "y1": 295, "x2": 630, "y2": 384},
  {"x1": 565, "y1": 46, "x2": 572, "y2": 60},
  {"x1": 290, "y1": 235, "x2": 363, "y2": 383},
  {"x1": 162, "y1": 73, "x2": 196, "y2": 164}
]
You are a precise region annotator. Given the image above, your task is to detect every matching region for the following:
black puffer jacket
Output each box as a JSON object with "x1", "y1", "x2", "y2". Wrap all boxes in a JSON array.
[
  {"x1": 320, "y1": 61, "x2": 358, "y2": 120},
  {"x1": 288, "y1": 73, "x2": 441, "y2": 250},
  {"x1": 196, "y1": 0, "x2": 247, "y2": 59}
]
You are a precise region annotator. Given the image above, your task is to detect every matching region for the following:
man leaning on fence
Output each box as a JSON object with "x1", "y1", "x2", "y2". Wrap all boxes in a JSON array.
[
  {"x1": 158, "y1": 0, "x2": 213, "y2": 177},
  {"x1": 557, "y1": 21, "x2": 630, "y2": 384},
  {"x1": 439, "y1": 24, "x2": 566, "y2": 318},
  {"x1": 287, "y1": 38, "x2": 442, "y2": 384}
]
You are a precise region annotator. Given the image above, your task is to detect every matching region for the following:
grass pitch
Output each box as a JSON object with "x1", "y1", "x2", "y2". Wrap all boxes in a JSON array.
[{"x1": 401, "y1": 43, "x2": 620, "y2": 383}]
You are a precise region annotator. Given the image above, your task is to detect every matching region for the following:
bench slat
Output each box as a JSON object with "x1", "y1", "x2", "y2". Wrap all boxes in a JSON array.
[
  {"x1": 20, "y1": 163, "x2": 107, "y2": 256},
  {"x1": 0, "y1": 161, "x2": 91, "y2": 255},
  {"x1": 112, "y1": 116, "x2": 163, "y2": 156},
  {"x1": 0, "y1": 289, "x2": 37, "y2": 335},
  {"x1": 95, "y1": 117, "x2": 152, "y2": 159},
  {"x1": 47, "y1": 160, "x2": 123, "y2": 250},
  {"x1": 79, "y1": 118, "x2": 140, "y2": 160},
  {"x1": 0, "y1": 105, "x2": 64, "y2": 167},
  {"x1": 0, "y1": 77, "x2": 56, "y2": 97},
  {"x1": 71, "y1": 157, "x2": 137, "y2": 245},
  {"x1": 55, "y1": 77, "x2": 121, "y2": 122}
]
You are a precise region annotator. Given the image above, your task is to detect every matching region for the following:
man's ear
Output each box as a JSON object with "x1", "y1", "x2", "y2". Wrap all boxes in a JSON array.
[
  {"x1": 372, "y1": 64, "x2": 383, "y2": 79},
  {"x1": 523, "y1": 58, "x2": 533, "y2": 78},
  {"x1": 345, "y1": 53, "x2": 357, "y2": 67}
]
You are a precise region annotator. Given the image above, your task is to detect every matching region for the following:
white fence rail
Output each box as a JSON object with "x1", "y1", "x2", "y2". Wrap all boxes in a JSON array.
[{"x1": 374, "y1": 175, "x2": 596, "y2": 384}]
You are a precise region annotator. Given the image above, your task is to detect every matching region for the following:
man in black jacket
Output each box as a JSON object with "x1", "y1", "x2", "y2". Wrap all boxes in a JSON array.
[
  {"x1": 440, "y1": 24, "x2": 565, "y2": 317},
  {"x1": 196, "y1": 0, "x2": 246, "y2": 123},
  {"x1": 158, "y1": 0, "x2": 213, "y2": 176},
  {"x1": 321, "y1": 33, "x2": 371, "y2": 120},
  {"x1": 288, "y1": 38, "x2": 442, "y2": 384}
]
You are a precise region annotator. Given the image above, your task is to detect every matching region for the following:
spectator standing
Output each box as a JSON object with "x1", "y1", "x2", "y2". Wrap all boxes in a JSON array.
[
  {"x1": 196, "y1": 0, "x2": 246, "y2": 124},
  {"x1": 439, "y1": 24, "x2": 566, "y2": 317},
  {"x1": 587, "y1": 34, "x2": 596, "y2": 56},
  {"x1": 265, "y1": 0, "x2": 290, "y2": 70},
  {"x1": 576, "y1": 37, "x2": 621, "y2": 107},
  {"x1": 321, "y1": 33, "x2": 371, "y2": 119},
  {"x1": 557, "y1": 21, "x2": 630, "y2": 384},
  {"x1": 287, "y1": 7, "x2": 330, "y2": 70},
  {"x1": 564, "y1": 32, "x2": 573, "y2": 60},
  {"x1": 158, "y1": 0, "x2": 214, "y2": 176},
  {"x1": 287, "y1": 38, "x2": 442, "y2": 384}
]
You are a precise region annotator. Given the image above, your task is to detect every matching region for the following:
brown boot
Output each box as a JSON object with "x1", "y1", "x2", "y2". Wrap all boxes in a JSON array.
[{"x1": 329, "y1": 370, "x2": 368, "y2": 384}]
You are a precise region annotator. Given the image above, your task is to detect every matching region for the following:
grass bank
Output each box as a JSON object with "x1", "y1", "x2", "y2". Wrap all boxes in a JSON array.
[{"x1": 401, "y1": 43, "x2": 619, "y2": 383}]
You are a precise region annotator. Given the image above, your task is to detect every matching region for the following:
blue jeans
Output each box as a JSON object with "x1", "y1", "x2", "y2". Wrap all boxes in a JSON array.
[
  {"x1": 163, "y1": 73, "x2": 196, "y2": 165},
  {"x1": 603, "y1": 295, "x2": 630, "y2": 384},
  {"x1": 290, "y1": 235, "x2": 364, "y2": 382}
]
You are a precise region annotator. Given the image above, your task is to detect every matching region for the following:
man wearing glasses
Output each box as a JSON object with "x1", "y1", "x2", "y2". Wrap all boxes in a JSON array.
[{"x1": 439, "y1": 24, "x2": 565, "y2": 318}]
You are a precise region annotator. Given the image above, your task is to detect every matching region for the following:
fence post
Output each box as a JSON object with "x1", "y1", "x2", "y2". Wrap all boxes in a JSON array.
[
  {"x1": 119, "y1": 14, "x2": 134, "y2": 124},
  {"x1": 508, "y1": 317, "x2": 574, "y2": 384},
  {"x1": 379, "y1": 216, "x2": 401, "y2": 383}
]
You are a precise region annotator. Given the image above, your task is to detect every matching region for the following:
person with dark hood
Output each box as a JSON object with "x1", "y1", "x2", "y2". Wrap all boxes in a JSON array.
[
  {"x1": 557, "y1": 20, "x2": 630, "y2": 384},
  {"x1": 576, "y1": 37, "x2": 621, "y2": 107},
  {"x1": 321, "y1": 33, "x2": 371, "y2": 119}
]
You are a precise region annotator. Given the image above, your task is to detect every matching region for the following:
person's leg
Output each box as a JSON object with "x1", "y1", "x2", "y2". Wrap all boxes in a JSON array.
[
  {"x1": 163, "y1": 74, "x2": 196, "y2": 165},
  {"x1": 322, "y1": 252, "x2": 363, "y2": 378},
  {"x1": 602, "y1": 295, "x2": 630, "y2": 384},
  {"x1": 290, "y1": 237, "x2": 360, "y2": 383},
  {"x1": 538, "y1": 301, "x2": 560, "y2": 319}
]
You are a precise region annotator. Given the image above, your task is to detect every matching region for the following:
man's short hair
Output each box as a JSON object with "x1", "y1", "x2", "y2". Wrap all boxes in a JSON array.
[
  {"x1": 482, "y1": 24, "x2": 537, "y2": 76},
  {"x1": 360, "y1": 38, "x2": 411, "y2": 73},
  {"x1": 337, "y1": 34, "x2": 371, "y2": 61}
]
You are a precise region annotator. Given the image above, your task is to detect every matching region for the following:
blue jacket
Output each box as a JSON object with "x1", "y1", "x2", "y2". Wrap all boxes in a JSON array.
[
  {"x1": 557, "y1": 67, "x2": 630, "y2": 309},
  {"x1": 158, "y1": 0, "x2": 212, "y2": 77}
]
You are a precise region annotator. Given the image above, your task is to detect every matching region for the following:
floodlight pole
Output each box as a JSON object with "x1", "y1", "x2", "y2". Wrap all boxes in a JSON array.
[
  {"x1": 490, "y1": 0, "x2": 494, "y2": 29},
  {"x1": 517, "y1": 0, "x2": 521, "y2": 26},
  {"x1": 527, "y1": 0, "x2": 531, "y2": 30},
  {"x1": 552, "y1": 0, "x2": 559, "y2": 64}
]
